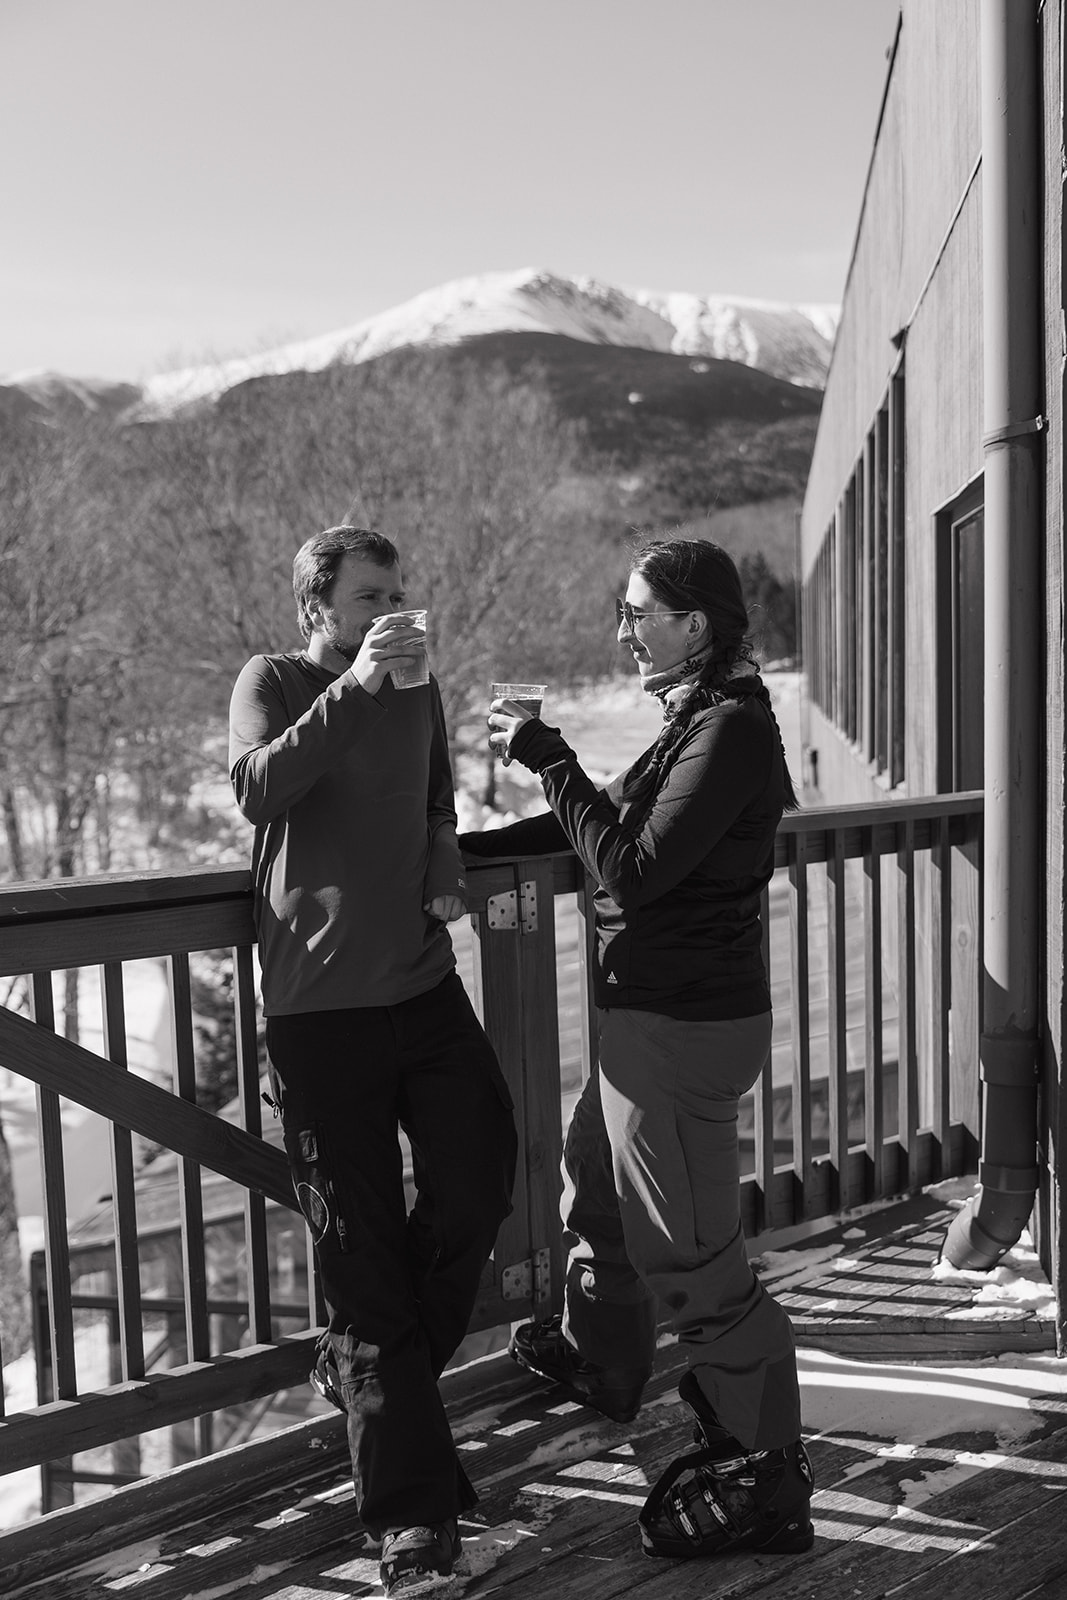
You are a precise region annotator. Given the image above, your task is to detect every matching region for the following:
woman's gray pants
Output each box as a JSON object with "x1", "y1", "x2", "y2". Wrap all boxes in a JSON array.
[{"x1": 561, "y1": 1006, "x2": 802, "y2": 1451}]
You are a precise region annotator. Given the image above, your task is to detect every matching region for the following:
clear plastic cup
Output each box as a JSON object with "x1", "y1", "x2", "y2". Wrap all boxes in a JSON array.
[
  {"x1": 490, "y1": 682, "x2": 547, "y2": 765},
  {"x1": 382, "y1": 610, "x2": 428, "y2": 690}
]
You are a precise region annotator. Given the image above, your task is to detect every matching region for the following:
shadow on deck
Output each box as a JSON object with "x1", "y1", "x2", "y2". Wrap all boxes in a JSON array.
[{"x1": 4, "y1": 1191, "x2": 1064, "y2": 1600}]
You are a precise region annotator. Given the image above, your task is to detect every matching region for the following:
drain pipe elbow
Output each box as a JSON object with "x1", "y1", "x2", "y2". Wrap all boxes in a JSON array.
[
  {"x1": 942, "y1": 1037, "x2": 1040, "y2": 1271},
  {"x1": 943, "y1": 1175, "x2": 1037, "y2": 1270},
  {"x1": 942, "y1": 1154, "x2": 1040, "y2": 1270}
]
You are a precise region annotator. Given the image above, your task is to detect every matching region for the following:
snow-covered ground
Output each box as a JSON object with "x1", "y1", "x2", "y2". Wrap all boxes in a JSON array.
[
  {"x1": 3, "y1": 957, "x2": 174, "y2": 1252},
  {"x1": 2, "y1": 1322, "x2": 117, "y2": 1529}
]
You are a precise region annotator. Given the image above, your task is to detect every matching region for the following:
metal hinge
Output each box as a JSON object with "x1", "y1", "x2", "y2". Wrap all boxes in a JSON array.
[
  {"x1": 486, "y1": 880, "x2": 539, "y2": 934},
  {"x1": 501, "y1": 1247, "x2": 551, "y2": 1302}
]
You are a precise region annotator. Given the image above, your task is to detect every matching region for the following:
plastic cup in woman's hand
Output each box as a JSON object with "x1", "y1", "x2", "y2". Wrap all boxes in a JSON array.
[{"x1": 489, "y1": 682, "x2": 547, "y2": 766}]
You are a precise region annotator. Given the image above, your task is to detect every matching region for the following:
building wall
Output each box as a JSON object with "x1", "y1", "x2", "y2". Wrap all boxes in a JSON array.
[
  {"x1": 900, "y1": 184, "x2": 983, "y2": 798},
  {"x1": 801, "y1": 0, "x2": 983, "y2": 805},
  {"x1": 802, "y1": 0, "x2": 1066, "y2": 1323},
  {"x1": 1040, "y1": 0, "x2": 1066, "y2": 1344}
]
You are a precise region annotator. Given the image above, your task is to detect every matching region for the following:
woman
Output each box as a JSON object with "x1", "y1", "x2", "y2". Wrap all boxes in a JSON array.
[{"x1": 458, "y1": 538, "x2": 813, "y2": 1562}]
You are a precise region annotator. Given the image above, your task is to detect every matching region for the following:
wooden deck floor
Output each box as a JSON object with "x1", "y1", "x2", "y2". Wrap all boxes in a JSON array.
[{"x1": 5, "y1": 1193, "x2": 1066, "y2": 1600}]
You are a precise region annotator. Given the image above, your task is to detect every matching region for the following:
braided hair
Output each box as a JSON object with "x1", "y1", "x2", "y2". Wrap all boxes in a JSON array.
[{"x1": 620, "y1": 538, "x2": 800, "y2": 817}]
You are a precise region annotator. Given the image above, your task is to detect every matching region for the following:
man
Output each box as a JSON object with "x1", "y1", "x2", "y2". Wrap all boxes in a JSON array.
[{"x1": 229, "y1": 525, "x2": 516, "y2": 1594}]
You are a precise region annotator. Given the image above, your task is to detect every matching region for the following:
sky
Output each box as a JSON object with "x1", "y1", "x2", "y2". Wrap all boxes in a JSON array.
[{"x1": 3, "y1": 0, "x2": 902, "y2": 383}]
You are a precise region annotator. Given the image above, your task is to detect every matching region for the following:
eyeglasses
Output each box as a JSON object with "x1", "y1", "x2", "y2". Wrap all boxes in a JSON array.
[{"x1": 615, "y1": 598, "x2": 691, "y2": 631}]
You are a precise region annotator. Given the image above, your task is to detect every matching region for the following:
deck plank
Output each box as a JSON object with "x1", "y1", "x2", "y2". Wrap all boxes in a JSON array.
[{"x1": 3, "y1": 1190, "x2": 1061, "y2": 1600}]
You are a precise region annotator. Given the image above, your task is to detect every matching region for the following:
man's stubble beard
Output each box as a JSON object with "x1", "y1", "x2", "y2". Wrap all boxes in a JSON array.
[{"x1": 323, "y1": 615, "x2": 366, "y2": 665}]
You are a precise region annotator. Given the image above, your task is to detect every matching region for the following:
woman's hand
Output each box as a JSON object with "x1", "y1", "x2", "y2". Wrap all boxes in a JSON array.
[{"x1": 488, "y1": 697, "x2": 537, "y2": 767}]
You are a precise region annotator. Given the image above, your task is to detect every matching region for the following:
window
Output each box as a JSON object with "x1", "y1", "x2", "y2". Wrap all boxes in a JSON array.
[
  {"x1": 804, "y1": 366, "x2": 906, "y2": 784},
  {"x1": 889, "y1": 370, "x2": 906, "y2": 786},
  {"x1": 936, "y1": 482, "x2": 984, "y2": 791}
]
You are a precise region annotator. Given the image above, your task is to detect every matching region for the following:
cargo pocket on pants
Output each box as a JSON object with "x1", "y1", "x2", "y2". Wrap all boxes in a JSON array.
[{"x1": 286, "y1": 1123, "x2": 354, "y2": 1255}]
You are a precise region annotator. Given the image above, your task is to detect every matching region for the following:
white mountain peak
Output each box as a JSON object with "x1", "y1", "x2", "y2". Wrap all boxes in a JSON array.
[
  {"x1": 4, "y1": 369, "x2": 141, "y2": 409},
  {"x1": 2, "y1": 270, "x2": 839, "y2": 419},
  {"x1": 137, "y1": 268, "x2": 838, "y2": 416}
]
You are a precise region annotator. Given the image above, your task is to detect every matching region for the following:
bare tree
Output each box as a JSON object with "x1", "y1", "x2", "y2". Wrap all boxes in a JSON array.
[{"x1": 134, "y1": 349, "x2": 620, "y2": 749}]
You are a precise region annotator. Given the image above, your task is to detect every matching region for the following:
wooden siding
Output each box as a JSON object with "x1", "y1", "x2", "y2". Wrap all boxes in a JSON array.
[
  {"x1": 1040, "y1": 1, "x2": 1067, "y2": 1346},
  {"x1": 802, "y1": 0, "x2": 984, "y2": 807},
  {"x1": 801, "y1": 0, "x2": 1066, "y2": 1338},
  {"x1": 806, "y1": 0, "x2": 981, "y2": 523},
  {"x1": 900, "y1": 183, "x2": 984, "y2": 799}
]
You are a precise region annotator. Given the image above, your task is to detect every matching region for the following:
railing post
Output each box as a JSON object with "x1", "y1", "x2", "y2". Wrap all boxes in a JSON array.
[
  {"x1": 753, "y1": 886, "x2": 776, "y2": 1231},
  {"x1": 896, "y1": 820, "x2": 919, "y2": 1187},
  {"x1": 168, "y1": 953, "x2": 210, "y2": 1364},
  {"x1": 233, "y1": 943, "x2": 272, "y2": 1344},
  {"x1": 516, "y1": 859, "x2": 566, "y2": 1319},
  {"x1": 467, "y1": 858, "x2": 565, "y2": 1324},
  {"x1": 827, "y1": 827, "x2": 850, "y2": 1207},
  {"x1": 29, "y1": 1249, "x2": 70, "y2": 1512},
  {"x1": 951, "y1": 813, "x2": 983, "y2": 1161},
  {"x1": 575, "y1": 871, "x2": 600, "y2": 1092},
  {"x1": 863, "y1": 823, "x2": 886, "y2": 1199},
  {"x1": 28, "y1": 973, "x2": 77, "y2": 1406},
  {"x1": 930, "y1": 816, "x2": 954, "y2": 1174},
  {"x1": 788, "y1": 831, "x2": 814, "y2": 1216},
  {"x1": 100, "y1": 960, "x2": 146, "y2": 1381}
]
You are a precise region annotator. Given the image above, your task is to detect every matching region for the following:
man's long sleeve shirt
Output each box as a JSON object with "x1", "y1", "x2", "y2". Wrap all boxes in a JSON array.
[{"x1": 229, "y1": 651, "x2": 463, "y2": 1015}]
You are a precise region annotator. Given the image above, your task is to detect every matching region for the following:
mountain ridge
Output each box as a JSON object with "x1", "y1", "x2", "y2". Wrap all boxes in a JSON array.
[{"x1": 1, "y1": 268, "x2": 838, "y2": 420}]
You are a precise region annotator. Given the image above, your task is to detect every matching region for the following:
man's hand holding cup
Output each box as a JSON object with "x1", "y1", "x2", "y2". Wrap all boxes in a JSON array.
[{"x1": 353, "y1": 612, "x2": 428, "y2": 697}]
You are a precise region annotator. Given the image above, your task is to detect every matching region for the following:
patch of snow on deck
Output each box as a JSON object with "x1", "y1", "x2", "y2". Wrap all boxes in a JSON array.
[
  {"x1": 932, "y1": 1230, "x2": 1056, "y2": 1321},
  {"x1": 459, "y1": 1516, "x2": 548, "y2": 1580},
  {"x1": 802, "y1": 1346, "x2": 1067, "y2": 1515}
]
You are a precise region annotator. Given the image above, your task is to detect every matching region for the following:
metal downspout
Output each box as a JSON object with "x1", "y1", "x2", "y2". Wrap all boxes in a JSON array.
[{"x1": 942, "y1": 0, "x2": 1044, "y2": 1270}]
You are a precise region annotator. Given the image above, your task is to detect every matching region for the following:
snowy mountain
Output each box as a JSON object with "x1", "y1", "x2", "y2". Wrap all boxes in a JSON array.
[
  {"x1": 0, "y1": 370, "x2": 141, "y2": 425},
  {"x1": 130, "y1": 268, "x2": 837, "y2": 416},
  {"x1": 1, "y1": 269, "x2": 838, "y2": 425}
]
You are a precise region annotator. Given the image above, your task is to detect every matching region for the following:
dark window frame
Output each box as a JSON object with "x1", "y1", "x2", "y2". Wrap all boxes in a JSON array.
[
  {"x1": 935, "y1": 477, "x2": 985, "y2": 793},
  {"x1": 804, "y1": 363, "x2": 905, "y2": 790}
]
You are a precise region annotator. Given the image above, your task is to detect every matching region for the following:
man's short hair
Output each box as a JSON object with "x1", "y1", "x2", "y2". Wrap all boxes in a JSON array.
[{"x1": 292, "y1": 526, "x2": 401, "y2": 642}]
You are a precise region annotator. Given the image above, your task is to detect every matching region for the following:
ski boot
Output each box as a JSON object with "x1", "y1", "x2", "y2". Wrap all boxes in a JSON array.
[
  {"x1": 639, "y1": 1372, "x2": 814, "y2": 1559},
  {"x1": 508, "y1": 1315, "x2": 648, "y2": 1423},
  {"x1": 380, "y1": 1519, "x2": 461, "y2": 1594}
]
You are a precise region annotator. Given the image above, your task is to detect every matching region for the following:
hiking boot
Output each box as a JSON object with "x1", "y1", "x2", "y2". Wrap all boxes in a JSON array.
[
  {"x1": 309, "y1": 1340, "x2": 346, "y2": 1414},
  {"x1": 638, "y1": 1372, "x2": 814, "y2": 1559},
  {"x1": 508, "y1": 1315, "x2": 648, "y2": 1424},
  {"x1": 380, "y1": 1519, "x2": 461, "y2": 1593}
]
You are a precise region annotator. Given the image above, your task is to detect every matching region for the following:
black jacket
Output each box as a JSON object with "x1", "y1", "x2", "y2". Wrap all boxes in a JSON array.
[{"x1": 458, "y1": 694, "x2": 785, "y2": 1019}]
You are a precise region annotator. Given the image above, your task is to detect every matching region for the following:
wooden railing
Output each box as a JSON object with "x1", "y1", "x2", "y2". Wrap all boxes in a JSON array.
[{"x1": 0, "y1": 791, "x2": 982, "y2": 1530}]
